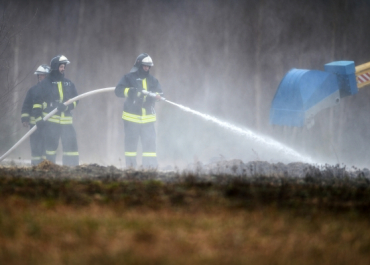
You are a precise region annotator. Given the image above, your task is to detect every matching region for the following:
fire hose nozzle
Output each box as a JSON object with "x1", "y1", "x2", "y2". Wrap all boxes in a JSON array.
[{"x1": 141, "y1": 90, "x2": 166, "y2": 101}]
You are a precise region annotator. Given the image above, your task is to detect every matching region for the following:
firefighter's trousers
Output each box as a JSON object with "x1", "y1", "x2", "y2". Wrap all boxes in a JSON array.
[
  {"x1": 44, "y1": 122, "x2": 79, "y2": 166},
  {"x1": 123, "y1": 120, "x2": 157, "y2": 168},
  {"x1": 30, "y1": 125, "x2": 44, "y2": 165}
]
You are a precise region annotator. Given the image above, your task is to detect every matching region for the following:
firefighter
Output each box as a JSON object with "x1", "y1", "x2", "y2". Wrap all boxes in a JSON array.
[
  {"x1": 33, "y1": 55, "x2": 79, "y2": 166},
  {"x1": 115, "y1": 53, "x2": 164, "y2": 168},
  {"x1": 21, "y1": 64, "x2": 50, "y2": 165}
]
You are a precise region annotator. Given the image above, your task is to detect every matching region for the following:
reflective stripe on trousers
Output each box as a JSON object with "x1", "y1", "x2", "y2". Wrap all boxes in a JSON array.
[
  {"x1": 123, "y1": 120, "x2": 157, "y2": 168},
  {"x1": 44, "y1": 122, "x2": 79, "y2": 166}
]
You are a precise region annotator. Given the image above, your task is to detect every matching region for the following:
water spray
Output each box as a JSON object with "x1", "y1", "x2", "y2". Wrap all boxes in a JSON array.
[
  {"x1": 163, "y1": 100, "x2": 314, "y2": 163},
  {"x1": 143, "y1": 90, "x2": 314, "y2": 163},
  {"x1": 0, "y1": 87, "x2": 313, "y2": 165}
]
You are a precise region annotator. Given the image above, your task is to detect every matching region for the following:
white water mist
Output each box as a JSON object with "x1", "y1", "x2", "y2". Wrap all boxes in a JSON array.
[{"x1": 165, "y1": 100, "x2": 315, "y2": 164}]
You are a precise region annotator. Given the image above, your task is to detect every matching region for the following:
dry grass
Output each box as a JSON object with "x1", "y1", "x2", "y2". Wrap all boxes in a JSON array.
[{"x1": 0, "y1": 163, "x2": 370, "y2": 264}]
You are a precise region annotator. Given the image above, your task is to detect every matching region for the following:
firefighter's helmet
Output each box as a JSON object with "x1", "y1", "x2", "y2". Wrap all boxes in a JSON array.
[
  {"x1": 130, "y1": 53, "x2": 154, "y2": 72},
  {"x1": 34, "y1": 64, "x2": 51, "y2": 75},
  {"x1": 50, "y1": 55, "x2": 70, "y2": 71}
]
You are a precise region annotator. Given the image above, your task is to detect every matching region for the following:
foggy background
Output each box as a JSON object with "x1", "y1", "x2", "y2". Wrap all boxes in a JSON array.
[{"x1": 1, "y1": 0, "x2": 370, "y2": 169}]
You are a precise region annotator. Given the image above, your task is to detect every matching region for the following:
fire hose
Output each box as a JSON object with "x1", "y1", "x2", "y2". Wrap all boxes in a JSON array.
[
  {"x1": 1, "y1": 86, "x2": 315, "y2": 164},
  {"x1": 0, "y1": 87, "x2": 168, "y2": 163}
]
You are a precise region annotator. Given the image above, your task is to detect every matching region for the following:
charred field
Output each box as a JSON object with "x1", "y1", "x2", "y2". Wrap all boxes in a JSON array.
[{"x1": 0, "y1": 160, "x2": 370, "y2": 265}]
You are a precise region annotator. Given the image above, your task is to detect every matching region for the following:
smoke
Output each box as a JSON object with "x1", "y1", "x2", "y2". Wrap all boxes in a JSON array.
[{"x1": 1, "y1": 0, "x2": 370, "y2": 169}]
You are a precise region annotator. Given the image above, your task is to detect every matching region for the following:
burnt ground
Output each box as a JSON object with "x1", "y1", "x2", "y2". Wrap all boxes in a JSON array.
[
  {"x1": 1, "y1": 159, "x2": 370, "y2": 182},
  {"x1": 0, "y1": 160, "x2": 370, "y2": 215}
]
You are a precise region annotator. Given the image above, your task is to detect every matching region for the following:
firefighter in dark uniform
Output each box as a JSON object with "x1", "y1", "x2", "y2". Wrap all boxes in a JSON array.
[
  {"x1": 115, "y1": 53, "x2": 164, "y2": 168},
  {"x1": 21, "y1": 64, "x2": 50, "y2": 165},
  {"x1": 33, "y1": 55, "x2": 79, "y2": 166}
]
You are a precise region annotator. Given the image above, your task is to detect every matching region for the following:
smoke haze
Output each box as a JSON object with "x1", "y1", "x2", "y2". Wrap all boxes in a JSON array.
[{"x1": 1, "y1": 0, "x2": 370, "y2": 169}]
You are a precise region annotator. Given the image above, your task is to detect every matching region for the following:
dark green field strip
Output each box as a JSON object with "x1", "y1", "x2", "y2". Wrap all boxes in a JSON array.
[{"x1": 1, "y1": 166, "x2": 370, "y2": 215}]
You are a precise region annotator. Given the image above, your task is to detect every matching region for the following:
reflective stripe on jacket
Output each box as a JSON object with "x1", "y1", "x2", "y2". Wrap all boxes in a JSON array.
[
  {"x1": 32, "y1": 76, "x2": 78, "y2": 125},
  {"x1": 115, "y1": 71, "x2": 163, "y2": 124},
  {"x1": 21, "y1": 84, "x2": 39, "y2": 124}
]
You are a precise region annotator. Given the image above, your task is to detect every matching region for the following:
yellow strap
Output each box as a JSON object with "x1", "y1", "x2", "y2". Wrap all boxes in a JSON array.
[
  {"x1": 124, "y1": 87, "x2": 130, "y2": 97},
  {"x1": 122, "y1": 112, "x2": 156, "y2": 123},
  {"x1": 33, "y1": 104, "x2": 42, "y2": 109},
  {"x1": 57, "y1": 82, "x2": 63, "y2": 102},
  {"x1": 43, "y1": 112, "x2": 61, "y2": 118},
  {"x1": 63, "y1": 152, "x2": 79, "y2": 156},
  {"x1": 142, "y1": 78, "x2": 147, "y2": 102},
  {"x1": 21, "y1": 113, "x2": 29, "y2": 117},
  {"x1": 42, "y1": 112, "x2": 72, "y2": 124},
  {"x1": 42, "y1": 112, "x2": 60, "y2": 123},
  {"x1": 60, "y1": 120, "x2": 73, "y2": 125},
  {"x1": 46, "y1": 150, "x2": 57, "y2": 155},
  {"x1": 122, "y1": 112, "x2": 154, "y2": 120},
  {"x1": 142, "y1": 152, "x2": 157, "y2": 157},
  {"x1": 142, "y1": 78, "x2": 147, "y2": 90},
  {"x1": 125, "y1": 152, "x2": 137, "y2": 157}
]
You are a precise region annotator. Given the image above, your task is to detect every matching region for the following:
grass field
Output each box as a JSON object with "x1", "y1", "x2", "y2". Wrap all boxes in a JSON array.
[{"x1": 0, "y1": 161, "x2": 370, "y2": 264}]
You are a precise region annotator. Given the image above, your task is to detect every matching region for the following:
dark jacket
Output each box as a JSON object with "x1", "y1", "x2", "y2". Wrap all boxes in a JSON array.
[
  {"x1": 115, "y1": 71, "x2": 163, "y2": 123},
  {"x1": 21, "y1": 84, "x2": 38, "y2": 125},
  {"x1": 33, "y1": 74, "x2": 78, "y2": 124}
]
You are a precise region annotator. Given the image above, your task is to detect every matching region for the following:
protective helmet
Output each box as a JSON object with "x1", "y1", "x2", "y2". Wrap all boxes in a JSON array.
[
  {"x1": 130, "y1": 53, "x2": 154, "y2": 73},
  {"x1": 34, "y1": 64, "x2": 51, "y2": 75},
  {"x1": 50, "y1": 55, "x2": 70, "y2": 71}
]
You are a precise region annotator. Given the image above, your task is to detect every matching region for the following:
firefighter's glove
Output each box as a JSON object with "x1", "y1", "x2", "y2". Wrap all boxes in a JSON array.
[
  {"x1": 128, "y1": 87, "x2": 143, "y2": 98},
  {"x1": 21, "y1": 115, "x2": 30, "y2": 124},
  {"x1": 36, "y1": 119, "x2": 46, "y2": 129},
  {"x1": 127, "y1": 87, "x2": 137, "y2": 97},
  {"x1": 137, "y1": 91, "x2": 144, "y2": 98},
  {"x1": 57, "y1": 102, "x2": 68, "y2": 112}
]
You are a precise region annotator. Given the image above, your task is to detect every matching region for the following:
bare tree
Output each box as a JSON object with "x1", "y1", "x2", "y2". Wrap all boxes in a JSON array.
[{"x1": 0, "y1": 2, "x2": 37, "y2": 152}]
